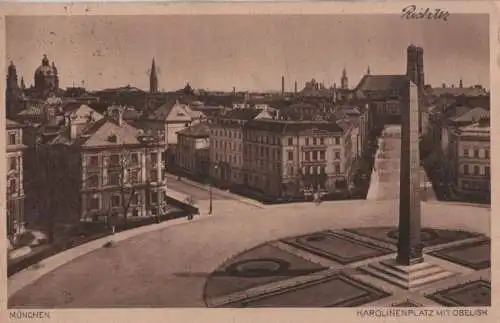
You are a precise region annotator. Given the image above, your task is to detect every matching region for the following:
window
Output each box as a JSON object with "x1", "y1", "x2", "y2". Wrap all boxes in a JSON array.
[
  {"x1": 334, "y1": 137, "x2": 340, "y2": 145},
  {"x1": 313, "y1": 137, "x2": 317, "y2": 145},
  {"x1": 320, "y1": 137, "x2": 325, "y2": 145},
  {"x1": 9, "y1": 179, "x2": 16, "y2": 194},
  {"x1": 288, "y1": 151, "x2": 293, "y2": 161},
  {"x1": 150, "y1": 153, "x2": 158, "y2": 165},
  {"x1": 288, "y1": 137, "x2": 293, "y2": 146},
  {"x1": 305, "y1": 151, "x2": 311, "y2": 161},
  {"x1": 87, "y1": 174, "x2": 99, "y2": 188},
  {"x1": 305, "y1": 137, "x2": 310, "y2": 146},
  {"x1": 485, "y1": 166, "x2": 490, "y2": 177},
  {"x1": 150, "y1": 169, "x2": 158, "y2": 182},
  {"x1": 312, "y1": 151, "x2": 318, "y2": 161},
  {"x1": 335, "y1": 151, "x2": 341, "y2": 160},
  {"x1": 8, "y1": 133, "x2": 16, "y2": 145},
  {"x1": 111, "y1": 195, "x2": 121, "y2": 208},
  {"x1": 474, "y1": 149, "x2": 479, "y2": 158},
  {"x1": 485, "y1": 149, "x2": 490, "y2": 159},
  {"x1": 9, "y1": 157, "x2": 17, "y2": 171},
  {"x1": 129, "y1": 169, "x2": 139, "y2": 184},
  {"x1": 130, "y1": 153, "x2": 139, "y2": 165},
  {"x1": 108, "y1": 154, "x2": 119, "y2": 166},
  {"x1": 463, "y1": 149, "x2": 469, "y2": 157},
  {"x1": 463, "y1": 164, "x2": 469, "y2": 175},
  {"x1": 474, "y1": 165, "x2": 480, "y2": 176},
  {"x1": 108, "y1": 171, "x2": 120, "y2": 186},
  {"x1": 89, "y1": 156, "x2": 99, "y2": 167},
  {"x1": 150, "y1": 191, "x2": 158, "y2": 205},
  {"x1": 320, "y1": 151, "x2": 326, "y2": 160},
  {"x1": 335, "y1": 164, "x2": 341, "y2": 174},
  {"x1": 130, "y1": 192, "x2": 139, "y2": 205},
  {"x1": 89, "y1": 196, "x2": 99, "y2": 210}
]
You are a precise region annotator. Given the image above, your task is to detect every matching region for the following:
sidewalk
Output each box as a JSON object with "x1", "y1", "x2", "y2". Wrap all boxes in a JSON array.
[
  {"x1": 164, "y1": 173, "x2": 265, "y2": 209},
  {"x1": 8, "y1": 208, "x2": 211, "y2": 298}
]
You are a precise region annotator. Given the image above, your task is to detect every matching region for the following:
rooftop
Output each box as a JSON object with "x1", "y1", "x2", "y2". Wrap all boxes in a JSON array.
[
  {"x1": 355, "y1": 74, "x2": 409, "y2": 92},
  {"x1": 177, "y1": 123, "x2": 210, "y2": 138}
]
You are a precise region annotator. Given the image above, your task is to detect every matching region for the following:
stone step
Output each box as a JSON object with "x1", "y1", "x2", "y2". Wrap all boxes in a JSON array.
[
  {"x1": 369, "y1": 262, "x2": 444, "y2": 281},
  {"x1": 361, "y1": 262, "x2": 455, "y2": 290}
]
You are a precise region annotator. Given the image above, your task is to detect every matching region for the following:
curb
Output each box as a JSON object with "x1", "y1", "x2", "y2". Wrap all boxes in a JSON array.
[
  {"x1": 8, "y1": 213, "x2": 208, "y2": 299},
  {"x1": 165, "y1": 174, "x2": 264, "y2": 209}
]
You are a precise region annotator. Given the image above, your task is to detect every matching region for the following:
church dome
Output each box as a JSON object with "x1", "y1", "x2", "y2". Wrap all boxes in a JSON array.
[{"x1": 35, "y1": 55, "x2": 56, "y2": 77}]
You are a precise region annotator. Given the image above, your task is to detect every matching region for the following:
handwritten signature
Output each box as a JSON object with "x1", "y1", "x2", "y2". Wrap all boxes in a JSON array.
[{"x1": 401, "y1": 5, "x2": 450, "y2": 21}]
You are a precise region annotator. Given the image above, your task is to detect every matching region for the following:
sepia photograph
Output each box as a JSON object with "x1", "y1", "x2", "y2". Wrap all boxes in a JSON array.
[{"x1": 4, "y1": 6, "x2": 491, "y2": 313}]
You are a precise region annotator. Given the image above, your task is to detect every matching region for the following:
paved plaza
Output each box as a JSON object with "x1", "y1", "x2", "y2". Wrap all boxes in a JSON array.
[{"x1": 8, "y1": 126, "x2": 491, "y2": 308}]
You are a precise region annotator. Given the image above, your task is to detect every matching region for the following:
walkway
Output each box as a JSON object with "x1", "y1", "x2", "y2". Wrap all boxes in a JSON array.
[{"x1": 9, "y1": 199, "x2": 490, "y2": 307}]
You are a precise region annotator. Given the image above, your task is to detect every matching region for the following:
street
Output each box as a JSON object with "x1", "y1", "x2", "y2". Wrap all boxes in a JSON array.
[
  {"x1": 367, "y1": 125, "x2": 436, "y2": 201},
  {"x1": 165, "y1": 175, "x2": 262, "y2": 216}
]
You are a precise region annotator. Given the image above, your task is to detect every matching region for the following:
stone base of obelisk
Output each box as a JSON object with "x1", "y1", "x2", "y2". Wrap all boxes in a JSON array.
[{"x1": 361, "y1": 259, "x2": 455, "y2": 290}]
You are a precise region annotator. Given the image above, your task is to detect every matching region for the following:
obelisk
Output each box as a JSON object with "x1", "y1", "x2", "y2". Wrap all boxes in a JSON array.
[{"x1": 396, "y1": 80, "x2": 423, "y2": 266}]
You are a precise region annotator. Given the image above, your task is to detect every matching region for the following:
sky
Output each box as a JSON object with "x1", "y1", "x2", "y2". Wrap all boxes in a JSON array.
[{"x1": 6, "y1": 14, "x2": 490, "y2": 92}]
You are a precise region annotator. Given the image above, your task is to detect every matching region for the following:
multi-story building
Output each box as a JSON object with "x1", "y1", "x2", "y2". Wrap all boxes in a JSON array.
[
  {"x1": 209, "y1": 109, "x2": 260, "y2": 186},
  {"x1": 242, "y1": 118, "x2": 351, "y2": 199},
  {"x1": 30, "y1": 106, "x2": 168, "y2": 226},
  {"x1": 6, "y1": 119, "x2": 27, "y2": 239},
  {"x1": 445, "y1": 114, "x2": 490, "y2": 200},
  {"x1": 176, "y1": 123, "x2": 210, "y2": 178}
]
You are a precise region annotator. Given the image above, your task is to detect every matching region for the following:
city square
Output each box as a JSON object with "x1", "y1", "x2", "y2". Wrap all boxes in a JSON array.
[{"x1": 5, "y1": 13, "x2": 490, "y2": 310}]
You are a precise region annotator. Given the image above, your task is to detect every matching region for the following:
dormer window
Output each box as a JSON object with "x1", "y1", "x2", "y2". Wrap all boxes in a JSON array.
[{"x1": 108, "y1": 134, "x2": 117, "y2": 143}]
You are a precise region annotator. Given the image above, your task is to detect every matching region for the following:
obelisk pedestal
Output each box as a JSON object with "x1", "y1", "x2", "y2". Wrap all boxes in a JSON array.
[{"x1": 361, "y1": 80, "x2": 454, "y2": 290}]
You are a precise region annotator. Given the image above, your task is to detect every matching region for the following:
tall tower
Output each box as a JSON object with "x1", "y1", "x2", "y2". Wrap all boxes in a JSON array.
[
  {"x1": 406, "y1": 45, "x2": 425, "y2": 93},
  {"x1": 341, "y1": 67, "x2": 348, "y2": 89},
  {"x1": 6, "y1": 61, "x2": 22, "y2": 118},
  {"x1": 150, "y1": 57, "x2": 158, "y2": 93}
]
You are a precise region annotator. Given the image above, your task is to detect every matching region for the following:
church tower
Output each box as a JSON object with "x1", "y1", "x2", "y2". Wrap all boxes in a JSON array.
[
  {"x1": 6, "y1": 61, "x2": 22, "y2": 118},
  {"x1": 150, "y1": 57, "x2": 158, "y2": 93},
  {"x1": 406, "y1": 45, "x2": 425, "y2": 93},
  {"x1": 341, "y1": 67, "x2": 348, "y2": 89}
]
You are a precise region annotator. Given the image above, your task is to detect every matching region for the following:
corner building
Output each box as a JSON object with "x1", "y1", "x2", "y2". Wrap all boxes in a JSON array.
[{"x1": 242, "y1": 119, "x2": 352, "y2": 199}]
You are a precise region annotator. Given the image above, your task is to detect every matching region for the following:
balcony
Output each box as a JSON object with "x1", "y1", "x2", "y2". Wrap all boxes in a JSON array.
[{"x1": 301, "y1": 145, "x2": 327, "y2": 151}]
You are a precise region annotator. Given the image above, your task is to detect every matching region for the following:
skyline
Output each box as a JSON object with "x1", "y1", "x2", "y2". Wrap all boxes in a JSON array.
[{"x1": 6, "y1": 14, "x2": 489, "y2": 92}]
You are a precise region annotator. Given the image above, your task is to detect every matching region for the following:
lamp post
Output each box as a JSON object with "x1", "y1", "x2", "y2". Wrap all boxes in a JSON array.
[{"x1": 209, "y1": 164, "x2": 218, "y2": 215}]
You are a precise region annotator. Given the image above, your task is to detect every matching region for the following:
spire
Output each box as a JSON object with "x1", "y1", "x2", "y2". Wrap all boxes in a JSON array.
[
  {"x1": 42, "y1": 54, "x2": 49, "y2": 66},
  {"x1": 459, "y1": 78, "x2": 463, "y2": 88},
  {"x1": 20, "y1": 77, "x2": 25, "y2": 89},
  {"x1": 51, "y1": 61, "x2": 58, "y2": 75},
  {"x1": 149, "y1": 57, "x2": 158, "y2": 93},
  {"x1": 367, "y1": 65, "x2": 371, "y2": 75},
  {"x1": 341, "y1": 66, "x2": 348, "y2": 89}
]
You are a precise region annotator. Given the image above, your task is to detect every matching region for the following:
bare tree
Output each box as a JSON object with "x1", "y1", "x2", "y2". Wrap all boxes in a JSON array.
[{"x1": 112, "y1": 150, "x2": 139, "y2": 226}]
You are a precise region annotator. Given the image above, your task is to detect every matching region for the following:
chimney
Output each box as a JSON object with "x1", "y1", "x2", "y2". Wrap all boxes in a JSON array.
[
  {"x1": 294, "y1": 81, "x2": 298, "y2": 94},
  {"x1": 69, "y1": 114, "x2": 79, "y2": 140},
  {"x1": 459, "y1": 79, "x2": 463, "y2": 88},
  {"x1": 281, "y1": 76, "x2": 285, "y2": 96}
]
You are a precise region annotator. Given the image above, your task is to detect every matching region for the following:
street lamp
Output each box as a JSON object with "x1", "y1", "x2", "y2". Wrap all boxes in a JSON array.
[{"x1": 209, "y1": 164, "x2": 218, "y2": 215}]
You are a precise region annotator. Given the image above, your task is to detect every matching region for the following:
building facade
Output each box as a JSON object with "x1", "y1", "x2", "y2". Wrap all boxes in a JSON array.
[
  {"x1": 176, "y1": 123, "x2": 210, "y2": 178},
  {"x1": 31, "y1": 106, "x2": 168, "y2": 226},
  {"x1": 209, "y1": 109, "x2": 260, "y2": 186},
  {"x1": 448, "y1": 119, "x2": 490, "y2": 199},
  {"x1": 6, "y1": 119, "x2": 26, "y2": 239},
  {"x1": 242, "y1": 119, "x2": 352, "y2": 199}
]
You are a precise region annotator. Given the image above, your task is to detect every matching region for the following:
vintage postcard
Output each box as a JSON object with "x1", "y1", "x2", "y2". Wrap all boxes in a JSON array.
[{"x1": 1, "y1": 1, "x2": 497, "y2": 323}]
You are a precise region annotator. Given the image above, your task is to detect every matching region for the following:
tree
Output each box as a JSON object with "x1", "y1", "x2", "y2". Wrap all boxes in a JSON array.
[{"x1": 114, "y1": 150, "x2": 139, "y2": 226}]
